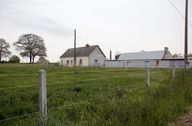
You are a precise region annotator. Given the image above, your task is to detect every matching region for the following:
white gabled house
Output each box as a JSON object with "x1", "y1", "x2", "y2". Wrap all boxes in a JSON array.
[{"x1": 60, "y1": 44, "x2": 106, "y2": 67}]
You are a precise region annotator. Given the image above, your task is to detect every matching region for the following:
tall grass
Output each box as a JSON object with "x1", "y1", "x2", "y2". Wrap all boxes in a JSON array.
[{"x1": 0, "y1": 64, "x2": 191, "y2": 126}]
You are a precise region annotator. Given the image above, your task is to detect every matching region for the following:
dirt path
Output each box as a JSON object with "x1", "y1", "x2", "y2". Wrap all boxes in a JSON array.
[{"x1": 168, "y1": 109, "x2": 192, "y2": 126}]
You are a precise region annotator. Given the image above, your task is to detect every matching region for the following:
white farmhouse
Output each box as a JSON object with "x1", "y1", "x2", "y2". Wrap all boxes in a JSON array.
[{"x1": 60, "y1": 44, "x2": 106, "y2": 67}]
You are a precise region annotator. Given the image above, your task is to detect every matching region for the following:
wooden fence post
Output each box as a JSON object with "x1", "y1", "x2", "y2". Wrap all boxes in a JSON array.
[
  {"x1": 172, "y1": 62, "x2": 176, "y2": 79},
  {"x1": 146, "y1": 61, "x2": 150, "y2": 87},
  {"x1": 39, "y1": 70, "x2": 47, "y2": 126}
]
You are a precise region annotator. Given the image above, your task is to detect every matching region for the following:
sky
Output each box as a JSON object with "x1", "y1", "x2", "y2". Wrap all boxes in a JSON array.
[{"x1": 0, "y1": 0, "x2": 191, "y2": 62}]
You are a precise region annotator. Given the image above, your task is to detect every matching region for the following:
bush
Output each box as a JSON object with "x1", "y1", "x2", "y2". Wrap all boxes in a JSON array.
[{"x1": 9, "y1": 55, "x2": 20, "y2": 63}]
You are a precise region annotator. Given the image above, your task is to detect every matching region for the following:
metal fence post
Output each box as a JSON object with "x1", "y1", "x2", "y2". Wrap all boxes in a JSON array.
[
  {"x1": 146, "y1": 61, "x2": 150, "y2": 87},
  {"x1": 39, "y1": 70, "x2": 47, "y2": 126}
]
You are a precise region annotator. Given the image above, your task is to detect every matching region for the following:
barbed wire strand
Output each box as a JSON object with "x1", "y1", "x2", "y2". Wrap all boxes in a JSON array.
[
  {"x1": 0, "y1": 74, "x2": 134, "y2": 90},
  {"x1": 0, "y1": 68, "x2": 173, "y2": 90},
  {"x1": 0, "y1": 66, "x2": 181, "y2": 77},
  {"x1": 48, "y1": 86, "x2": 144, "y2": 111},
  {"x1": 0, "y1": 86, "x2": 144, "y2": 123},
  {"x1": 0, "y1": 69, "x2": 131, "y2": 77},
  {"x1": 0, "y1": 111, "x2": 39, "y2": 123}
]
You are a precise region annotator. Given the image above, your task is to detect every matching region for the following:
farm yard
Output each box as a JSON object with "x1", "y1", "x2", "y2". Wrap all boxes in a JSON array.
[{"x1": 0, "y1": 64, "x2": 192, "y2": 126}]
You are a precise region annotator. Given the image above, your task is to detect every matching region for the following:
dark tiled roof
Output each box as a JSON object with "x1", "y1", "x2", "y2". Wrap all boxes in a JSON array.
[{"x1": 60, "y1": 45, "x2": 106, "y2": 58}]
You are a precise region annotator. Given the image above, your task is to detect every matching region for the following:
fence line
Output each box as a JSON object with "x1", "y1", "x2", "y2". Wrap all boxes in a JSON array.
[
  {"x1": 47, "y1": 84, "x2": 144, "y2": 102},
  {"x1": 0, "y1": 84, "x2": 38, "y2": 90},
  {"x1": 0, "y1": 66, "x2": 169, "y2": 90},
  {"x1": 48, "y1": 86, "x2": 142, "y2": 111},
  {"x1": 0, "y1": 69, "x2": 131, "y2": 77},
  {"x1": 0, "y1": 111, "x2": 39, "y2": 123},
  {"x1": 0, "y1": 86, "x2": 144, "y2": 124},
  {"x1": 0, "y1": 67, "x2": 173, "y2": 124},
  {"x1": 0, "y1": 66, "x2": 185, "y2": 77},
  {"x1": 0, "y1": 74, "x2": 135, "y2": 90}
]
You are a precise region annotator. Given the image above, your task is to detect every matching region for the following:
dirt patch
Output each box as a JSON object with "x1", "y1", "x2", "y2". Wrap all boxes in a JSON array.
[{"x1": 168, "y1": 109, "x2": 192, "y2": 126}]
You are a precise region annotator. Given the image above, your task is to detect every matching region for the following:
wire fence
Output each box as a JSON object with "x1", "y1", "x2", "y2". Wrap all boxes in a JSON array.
[
  {"x1": 0, "y1": 67, "x2": 175, "y2": 125},
  {"x1": 0, "y1": 85, "x2": 144, "y2": 123},
  {"x1": 0, "y1": 69, "x2": 132, "y2": 77},
  {"x1": 0, "y1": 74, "x2": 138, "y2": 90}
]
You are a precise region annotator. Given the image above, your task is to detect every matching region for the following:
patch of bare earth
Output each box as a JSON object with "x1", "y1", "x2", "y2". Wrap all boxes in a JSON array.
[{"x1": 168, "y1": 109, "x2": 192, "y2": 126}]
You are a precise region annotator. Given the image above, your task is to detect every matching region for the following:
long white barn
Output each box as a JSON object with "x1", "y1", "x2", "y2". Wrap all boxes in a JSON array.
[{"x1": 105, "y1": 47, "x2": 184, "y2": 68}]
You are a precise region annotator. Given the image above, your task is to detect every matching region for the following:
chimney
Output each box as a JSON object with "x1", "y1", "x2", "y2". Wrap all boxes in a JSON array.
[
  {"x1": 164, "y1": 47, "x2": 169, "y2": 54},
  {"x1": 110, "y1": 50, "x2": 112, "y2": 60},
  {"x1": 85, "y1": 44, "x2": 90, "y2": 47}
]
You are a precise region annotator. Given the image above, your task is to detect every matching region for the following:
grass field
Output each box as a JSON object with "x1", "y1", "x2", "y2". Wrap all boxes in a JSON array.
[{"x1": 0, "y1": 64, "x2": 191, "y2": 126}]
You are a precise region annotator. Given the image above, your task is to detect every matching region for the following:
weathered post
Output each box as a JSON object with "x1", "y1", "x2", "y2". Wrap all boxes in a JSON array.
[
  {"x1": 172, "y1": 61, "x2": 176, "y2": 79},
  {"x1": 39, "y1": 70, "x2": 47, "y2": 126},
  {"x1": 146, "y1": 61, "x2": 150, "y2": 87}
]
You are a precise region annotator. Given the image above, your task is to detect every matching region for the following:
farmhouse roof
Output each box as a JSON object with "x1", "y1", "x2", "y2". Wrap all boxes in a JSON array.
[
  {"x1": 60, "y1": 45, "x2": 106, "y2": 58},
  {"x1": 118, "y1": 50, "x2": 166, "y2": 60}
]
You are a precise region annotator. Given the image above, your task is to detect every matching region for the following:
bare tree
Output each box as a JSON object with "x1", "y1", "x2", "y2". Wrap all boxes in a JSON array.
[
  {"x1": 0, "y1": 38, "x2": 11, "y2": 62},
  {"x1": 14, "y1": 34, "x2": 47, "y2": 63}
]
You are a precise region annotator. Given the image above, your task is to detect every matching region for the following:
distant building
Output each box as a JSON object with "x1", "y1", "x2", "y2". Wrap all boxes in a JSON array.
[
  {"x1": 105, "y1": 47, "x2": 180, "y2": 68},
  {"x1": 60, "y1": 44, "x2": 106, "y2": 67},
  {"x1": 117, "y1": 47, "x2": 173, "y2": 60}
]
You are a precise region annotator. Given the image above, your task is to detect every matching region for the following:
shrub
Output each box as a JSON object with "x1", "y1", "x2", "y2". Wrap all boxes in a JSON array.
[{"x1": 9, "y1": 55, "x2": 20, "y2": 63}]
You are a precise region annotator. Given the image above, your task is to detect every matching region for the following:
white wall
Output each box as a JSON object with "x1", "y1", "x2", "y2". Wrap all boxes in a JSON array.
[
  {"x1": 105, "y1": 60, "x2": 189, "y2": 68},
  {"x1": 188, "y1": 59, "x2": 192, "y2": 68},
  {"x1": 60, "y1": 57, "x2": 89, "y2": 67},
  {"x1": 89, "y1": 47, "x2": 106, "y2": 67},
  {"x1": 163, "y1": 52, "x2": 173, "y2": 59}
]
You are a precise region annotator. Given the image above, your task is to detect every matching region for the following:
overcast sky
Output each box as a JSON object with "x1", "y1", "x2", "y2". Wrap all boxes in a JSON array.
[{"x1": 0, "y1": 0, "x2": 191, "y2": 62}]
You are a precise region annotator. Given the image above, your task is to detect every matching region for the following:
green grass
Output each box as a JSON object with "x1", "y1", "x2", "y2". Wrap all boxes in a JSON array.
[{"x1": 0, "y1": 64, "x2": 191, "y2": 126}]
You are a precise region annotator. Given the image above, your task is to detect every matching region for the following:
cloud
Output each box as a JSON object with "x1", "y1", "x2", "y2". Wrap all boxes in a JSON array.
[{"x1": 0, "y1": 0, "x2": 73, "y2": 36}]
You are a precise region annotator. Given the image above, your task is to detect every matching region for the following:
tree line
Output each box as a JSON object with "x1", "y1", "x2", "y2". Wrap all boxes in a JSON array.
[{"x1": 0, "y1": 33, "x2": 47, "y2": 63}]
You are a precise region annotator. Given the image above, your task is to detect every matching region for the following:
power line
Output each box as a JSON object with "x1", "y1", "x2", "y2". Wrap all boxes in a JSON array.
[{"x1": 168, "y1": 0, "x2": 192, "y2": 27}]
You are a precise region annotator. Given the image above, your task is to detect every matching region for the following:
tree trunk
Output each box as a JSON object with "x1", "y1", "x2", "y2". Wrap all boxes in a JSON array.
[
  {"x1": 33, "y1": 55, "x2": 35, "y2": 63},
  {"x1": 29, "y1": 53, "x2": 32, "y2": 63},
  {"x1": 0, "y1": 51, "x2": 1, "y2": 63}
]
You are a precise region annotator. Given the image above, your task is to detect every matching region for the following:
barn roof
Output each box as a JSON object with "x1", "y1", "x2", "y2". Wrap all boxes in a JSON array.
[
  {"x1": 60, "y1": 45, "x2": 106, "y2": 58},
  {"x1": 118, "y1": 50, "x2": 165, "y2": 60}
]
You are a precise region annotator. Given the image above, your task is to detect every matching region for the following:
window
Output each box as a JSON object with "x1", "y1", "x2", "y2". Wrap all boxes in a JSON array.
[
  {"x1": 71, "y1": 60, "x2": 73, "y2": 65},
  {"x1": 79, "y1": 59, "x2": 82, "y2": 65},
  {"x1": 94, "y1": 59, "x2": 98, "y2": 63},
  {"x1": 66, "y1": 60, "x2": 69, "y2": 65},
  {"x1": 156, "y1": 60, "x2": 159, "y2": 67},
  {"x1": 126, "y1": 61, "x2": 130, "y2": 66},
  {"x1": 145, "y1": 61, "x2": 150, "y2": 67}
]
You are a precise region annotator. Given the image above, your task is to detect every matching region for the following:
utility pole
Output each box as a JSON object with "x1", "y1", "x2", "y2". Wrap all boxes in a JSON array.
[
  {"x1": 74, "y1": 29, "x2": 76, "y2": 67},
  {"x1": 110, "y1": 50, "x2": 112, "y2": 60},
  {"x1": 184, "y1": 0, "x2": 188, "y2": 69}
]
